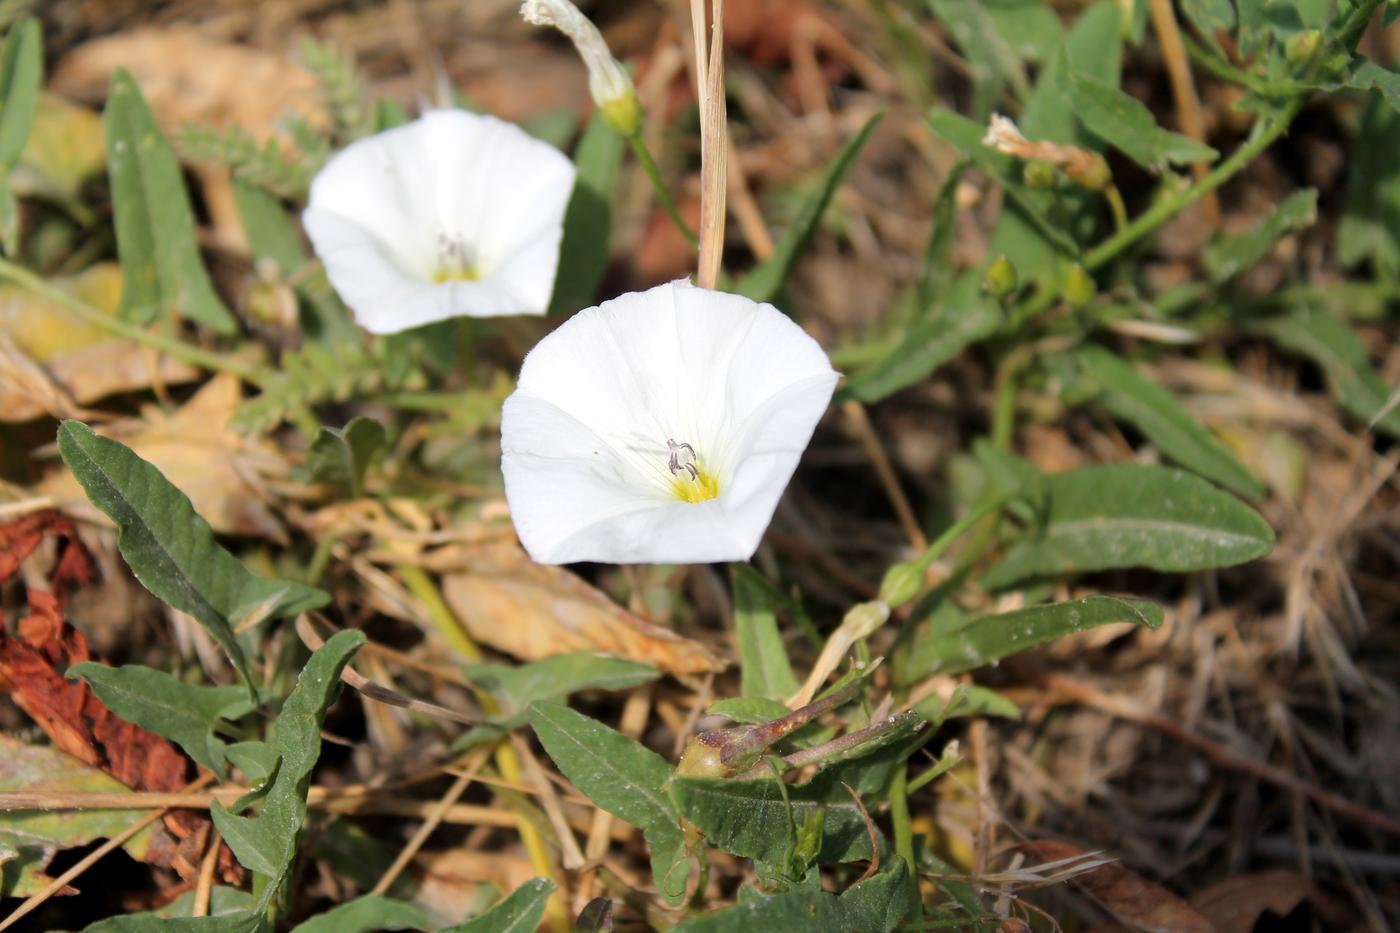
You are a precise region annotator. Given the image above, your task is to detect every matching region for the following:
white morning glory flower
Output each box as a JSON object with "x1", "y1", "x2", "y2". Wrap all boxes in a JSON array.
[
  {"x1": 500, "y1": 280, "x2": 839, "y2": 564},
  {"x1": 302, "y1": 109, "x2": 576, "y2": 334}
]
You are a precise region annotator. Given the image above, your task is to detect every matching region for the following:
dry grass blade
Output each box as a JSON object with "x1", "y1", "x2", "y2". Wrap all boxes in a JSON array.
[{"x1": 371, "y1": 749, "x2": 489, "y2": 896}]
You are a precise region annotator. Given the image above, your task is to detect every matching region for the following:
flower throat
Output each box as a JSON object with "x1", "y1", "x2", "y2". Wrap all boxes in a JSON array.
[{"x1": 667, "y1": 438, "x2": 719, "y2": 504}]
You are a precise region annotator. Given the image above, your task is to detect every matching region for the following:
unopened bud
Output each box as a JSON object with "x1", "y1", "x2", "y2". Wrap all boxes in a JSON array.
[
  {"x1": 983, "y1": 254, "x2": 1019, "y2": 300},
  {"x1": 1063, "y1": 263, "x2": 1096, "y2": 308},
  {"x1": 1023, "y1": 160, "x2": 1058, "y2": 189},
  {"x1": 521, "y1": 0, "x2": 639, "y2": 136},
  {"x1": 1285, "y1": 29, "x2": 1322, "y2": 66},
  {"x1": 879, "y1": 561, "x2": 923, "y2": 608},
  {"x1": 1063, "y1": 152, "x2": 1111, "y2": 192}
]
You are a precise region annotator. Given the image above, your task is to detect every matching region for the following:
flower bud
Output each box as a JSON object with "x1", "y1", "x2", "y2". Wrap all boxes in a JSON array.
[
  {"x1": 521, "y1": 0, "x2": 640, "y2": 136},
  {"x1": 983, "y1": 254, "x2": 1019, "y2": 300},
  {"x1": 1063, "y1": 152, "x2": 1111, "y2": 192},
  {"x1": 1023, "y1": 159, "x2": 1058, "y2": 189},
  {"x1": 878, "y1": 561, "x2": 923, "y2": 608},
  {"x1": 1285, "y1": 29, "x2": 1322, "y2": 66},
  {"x1": 1063, "y1": 263, "x2": 1096, "y2": 308}
]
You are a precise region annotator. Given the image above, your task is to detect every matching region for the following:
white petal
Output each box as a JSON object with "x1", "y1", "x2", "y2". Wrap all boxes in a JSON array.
[
  {"x1": 501, "y1": 281, "x2": 839, "y2": 564},
  {"x1": 303, "y1": 109, "x2": 576, "y2": 332}
]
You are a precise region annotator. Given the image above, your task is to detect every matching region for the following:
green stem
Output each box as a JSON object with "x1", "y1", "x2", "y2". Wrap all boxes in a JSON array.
[
  {"x1": 911, "y1": 495, "x2": 1007, "y2": 577},
  {"x1": 628, "y1": 133, "x2": 698, "y2": 248},
  {"x1": 0, "y1": 255, "x2": 260, "y2": 382},
  {"x1": 890, "y1": 764, "x2": 915, "y2": 868},
  {"x1": 1083, "y1": 101, "x2": 1302, "y2": 272},
  {"x1": 1105, "y1": 184, "x2": 1129, "y2": 234}
]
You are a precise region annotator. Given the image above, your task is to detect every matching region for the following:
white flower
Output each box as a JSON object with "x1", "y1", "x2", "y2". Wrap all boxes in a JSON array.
[
  {"x1": 520, "y1": 0, "x2": 639, "y2": 135},
  {"x1": 303, "y1": 109, "x2": 576, "y2": 334},
  {"x1": 500, "y1": 280, "x2": 839, "y2": 564}
]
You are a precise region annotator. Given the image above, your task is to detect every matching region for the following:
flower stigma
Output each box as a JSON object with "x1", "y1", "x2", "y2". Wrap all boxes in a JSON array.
[
  {"x1": 433, "y1": 233, "x2": 479, "y2": 283},
  {"x1": 667, "y1": 438, "x2": 719, "y2": 504}
]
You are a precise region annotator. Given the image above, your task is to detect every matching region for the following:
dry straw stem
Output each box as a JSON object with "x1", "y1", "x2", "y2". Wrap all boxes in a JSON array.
[
  {"x1": 1148, "y1": 0, "x2": 1217, "y2": 224},
  {"x1": 371, "y1": 749, "x2": 491, "y2": 896},
  {"x1": 690, "y1": 0, "x2": 727, "y2": 289}
]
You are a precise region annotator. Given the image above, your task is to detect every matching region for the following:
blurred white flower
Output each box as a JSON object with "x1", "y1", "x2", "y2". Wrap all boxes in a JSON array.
[
  {"x1": 501, "y1": 280, "x2": 839, "y2": 564},
  {"x1": 520, "y1": 0, "x2": 639, "y2": 135},
  {"x1": 303, "y1": 109, "x2": 576, "y2": 334}
]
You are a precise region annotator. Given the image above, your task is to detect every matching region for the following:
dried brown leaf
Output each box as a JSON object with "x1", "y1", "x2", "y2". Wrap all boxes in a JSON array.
[
  {"x1": 1020, "y1": 840, "x2": 1212, "y2": 933},
  {"x1": 1189, "y1": 871, "x2": 1311, "y2": 932},
  {"x1": 440, "y1": 543, "x2": 725, "y2": 676}
]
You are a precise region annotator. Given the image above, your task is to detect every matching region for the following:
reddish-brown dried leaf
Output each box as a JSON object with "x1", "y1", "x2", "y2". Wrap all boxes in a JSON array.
[
  {"x1": 1021, "y1": 840, "x2": 1212, "y2": 933},
  {"x1": 0, "y1": 509, "x2": 94, "y2": 593},
  {"x1": 1189, "y1": 871, "x2": 1312, "y2": 932}
]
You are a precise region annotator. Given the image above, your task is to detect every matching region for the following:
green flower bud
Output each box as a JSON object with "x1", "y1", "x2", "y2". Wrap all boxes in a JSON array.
[
  {"x1": 1285, "y1": 29, "x2": 1322, "y2": 66},
  {"x1": 1064, "y1": 152, "x2": 1111, "y2": 192},
  {"x1": 1063, "y1": 263, "x2": 1096, "y2": 308},
  {"x1": 878, "y1": 561, "x2": 923, "y2": 608},
  {"x1": 983, "y1": 255, "x2": 1019, "y2": 300},
  {"x1": 1023, "y1": 160, "x2": 1058, "y2": 189}
]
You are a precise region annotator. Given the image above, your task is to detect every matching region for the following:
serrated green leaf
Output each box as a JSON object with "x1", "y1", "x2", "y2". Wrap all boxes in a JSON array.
[
  {"x1": 672, "y1": 862, "x2": 913, "y2": 933},
  {"x1": 1066, "y1": 72, "x2": 1217, "y2": 171},
  {"x1": 840, "y1": 282, "x2": 1001, "y2": 403},
  {"x1": 1204, "y1": 189, "x2": 1316, "y2": 281},
  {"x1": 981, "y1": 463, "x2": 1275, "y2": 587},
  {"x1": 1345, "y1": 59, "x2": 1400, "y2": 112},
  {"x1": 287, "y1": 895, "x2": 426, "y2": 933},
  {"x1": 1074, "y1": 345, "x2": 1265, "y2": 497},
  {"x1": 307, "y1": 416, "x2": 387, "y2": 498},
  {"x1": 732, "y1": 566, "x2": 800, "y2": 702},
  {"x1": 1252, "y1": 307, "x2": 1400, "y2": 438},
  {"x1": 57, "y1": 421, "x2": 329, "y2": 689},
  {"x1": 463, "y1": 653, "x2": 658, "y2": 728},
  {"x1": 527, "y1": 701, "x2": 688, "y2": 904},
  {"x1": 211, "y1": 630, "x2": 365, "y2": 908},
  {"x1": 439, "y1": 878, "x2": 555, "y2": 933},
  {"x1": 104, "y1": 69, "x2": 236, "y2": 334},
  {"x1": 909, "y1": 596, "x2": 1163, "y2": 676},
  {"x1": 669, "y1": 772, "x2": 879, "y2": 865},
  {"x1": 1338, "y1": 96, "x2": 1400, "y2": 278},
  {"x1": 736, "y1": 111, "x2": 884, "y2": 305},
  {"x1": 67, "y1": 663, "x2": 259, "y2": 781},
  {"x1": 549, "y1": 110, "x2": 624, "y2": 316}
]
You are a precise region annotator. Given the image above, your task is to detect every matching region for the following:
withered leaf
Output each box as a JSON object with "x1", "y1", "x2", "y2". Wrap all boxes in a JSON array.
[{"x1": 1020, "y1": 840, "x2": 1212, "y2": 933}]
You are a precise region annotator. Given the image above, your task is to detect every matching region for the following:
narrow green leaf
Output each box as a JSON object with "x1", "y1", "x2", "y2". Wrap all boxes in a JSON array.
[
  {"x1": 840, "y1": 284, "x2": 1001, "y2": 403},
  {"x1": 707, "y1": 696, "x2": 793, "y2": 724},
  {"x1": 1338, "y1": 96, "x2": 1400, "y2": 278},
  {"x1": 669, "y1": 773, "x2": 879, "y2": 865},
  {"x1": 1204, "y1": 189, "x2": 1317, "y2": 280},
  {"x1": 918, "y1": 162, "x2": 966, "y2": 308},
  {"x1": 527, "y1": 701, "x2": 688, "y2": 904},
  {"x1": 732, "y1": 566, "x2": 800, "y2": 701},
  {"x1": 736, "y1": 111, "x2": 884, "y2": 305},
  {"x1": 981, "y1": 463, "x2": 1275, "y2": 588},
  {"x1": 1075, "y1": 345, "x2": 1265, "y2": 497},
  {"x1": 927, "y1": 0, "x2": 1030, "y2": 115},
  {"x1": 0, "y1": 17, "x2": 42, "y2": 167},
  {"x1": 549, "y1": 111, "x2": 624, "y2": 315},
  {"x1": 211, "y1": 630, "x2": 365, "y2": 908},
  {"x1": 910, "y1": 596, "x2": 1164, "y2": 676},
  {"x1": 672, "y1": 862, "x2": 913, "y2": 933},
  {"x1": 1066, "y1": 72, "x2": 1217, "y2": 170},
  {"x1": 439, "y1": 878, "x2": 555, "y2": 933},
  {"x1": 79, "y1": 912, "x2": 269, "y2": 933},
  {"x1": 306, "y1": 416, "x2": 387, "y2": 499},
  {"x1": 463, "y1": 653, "x2": 658, "y2": 727},
  {"x1": 104, "y1": 68, "x2": 237, "y2": 334},
  {"x1": 67, "y1": 663, "x2": 259, "y2": 781},
  {"x1": 57, "y1": 421, "x2": 328, "y2": 688},
  {"x1": 287, "y1": 895, "x2": 426, "y2": 933},
  {"x1": 1253, "y1": 307, "x2": 1400, "y2": 438}
]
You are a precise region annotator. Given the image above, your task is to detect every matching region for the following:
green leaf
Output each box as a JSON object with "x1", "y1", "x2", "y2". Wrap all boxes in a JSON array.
[
  {"x1": 104, "y1": 69, "x2": 237, "y2": 334},
  {"x1": 211, "y1": 630, "x2": 365, "y2": 908},
  {"x1": 79, "y1": 912, "x2": 269, "y2": 933},
  {"x1": 1252, "y1": 307, "x2": 1400, "y2": 438},
  {"x1": 927, "y1": 0, "x2": 1029, "y2": 116},
  {"x1": 918, "y1": 162, "x2": 966, "y2": 308},
  {"x1": 0, "y1": 16, "x2": 41, "y2": 254},
  {"x1": 908, "y1": 596, "x2": 1163, "y2": 676},
  {"x1": 732, "y1": 566, "x2": 800, "y2": 701},
  {"x1": 1338, "y1": 96, "x2": 1400, "y2": 278},
  {"x1": 1204, "y1": 189, "x2": 1317, "y2": 281},
  {"x1": 527, "y1": 702, "x2": 688, "y2": 904},
  {"x1": 1180, "y1": 0, "x2": 1236, "y2": 49},
  {"x1": 287, "y1": 896, "x2": 426, "y2": 933},
  {"x1": 463, "y1": 653, "x2": 658, "y2": 728},
  {"x1": 840, "y1": 281, "x2": 1001, "y2": 403},
  {"x1": 439, "y1": 878, "x2": 555, "y2": 933},
  {"x1": 1074, "y1": 345, "x2": 1264, "y2": 497},
  {"x1": 669, "y1": 772, "x2": 879, "y2": 865},
  {"x1": 307, "y1": 416, "x2": 387, "y2": 499},
  {"x1": 736, "y1": 111, "x2": 884, "y2": 305},
  {"x1": 981, "y1": 463, "x2": 1275, "y2": 588},
  {"x1": 672, "y1": 862, "x2": 913, "y2": 933},
  {"x1": 707, "y1": 696, "x2": 793, "y2": 724},
  {"x1": 57, "y1": 421, "x2": 329, "y2": 688},
  {"x1": 549, "y1": 111, "x2": 624, "y2": 315},
  {"x1": 67, "y1": 663, "x2": 260, "y2": 781},
  {"x1": 1066, "y1": 72, "x2": 1217, "y2": 171}
]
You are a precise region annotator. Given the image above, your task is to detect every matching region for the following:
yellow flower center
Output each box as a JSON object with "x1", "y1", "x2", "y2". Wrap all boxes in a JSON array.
[
  {"x1": 671, "y1": 465, "x2": 721, "y2": 504},
  {"x1": 433, "y1": 264, "x2": 479, "y2": 283}
]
